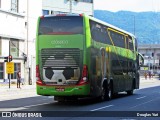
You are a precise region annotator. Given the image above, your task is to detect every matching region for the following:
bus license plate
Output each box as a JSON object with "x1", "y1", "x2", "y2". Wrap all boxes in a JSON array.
[{"x1": 55, "y1": 88, "x2": 65, "y2": 91}]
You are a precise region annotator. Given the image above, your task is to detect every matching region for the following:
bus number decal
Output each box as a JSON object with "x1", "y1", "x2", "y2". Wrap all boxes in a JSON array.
[{"x1": 51, "y1": 40, "x2": 68, "y2": 45}]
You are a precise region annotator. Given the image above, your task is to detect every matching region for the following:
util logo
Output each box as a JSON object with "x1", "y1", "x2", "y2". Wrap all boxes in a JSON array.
[{"x1": 51, "y1": 40, "x2": 68, "y2": 45}]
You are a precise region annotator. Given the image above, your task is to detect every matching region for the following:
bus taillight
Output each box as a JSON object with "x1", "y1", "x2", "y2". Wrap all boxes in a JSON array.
[
  {"x1": 78, "y1": 65, "x2": 88, "y2": 85},
  {"x1": 36, "y1": 65, "x2": 43, "y2": 85},
  {"x1": 82, "y1": 65, "x2": 88, "y2": 78},
  {"x1": 79, "y1": 14, "x2": 83, "y2": 17},
  {"x1": 36, "y1": 65, "x2": 40, "y2": 80},
  {"x1": 40, "y1": 16, "x2": 44, "y2": 19}
]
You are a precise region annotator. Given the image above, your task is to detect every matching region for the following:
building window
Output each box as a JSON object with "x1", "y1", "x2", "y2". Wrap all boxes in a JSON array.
[
  {"x1": 51, "y1": 11, "x2": 67, "y2": 15},
  {"x1": 11, "y1": 0, "x2": 19, "y2": 12},
  {"x1": 0, "y1": 63, "x2": 4, "y2": 79},
  {"x1": 79, "y1": 0, "x2": 93, "y2": 3},
  {"x1": 10, "y1": 39, "x2": 19, "y2": 57},
  {"x1": 11, "y1": 63, "x2": 21, "y2": 79},
  {"x1": 0, "y1": 38, "x2": 1, "y2": 56},
  {"x1": 42, "y1": 10, "x2": 49, "y2": 15}
]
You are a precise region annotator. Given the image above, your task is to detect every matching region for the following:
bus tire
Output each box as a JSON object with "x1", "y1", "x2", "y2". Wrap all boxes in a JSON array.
[
  {"x1": 127, "y1": 79, "x2": 134, "y2": 95},
  {"x1": 98, "y1": 81, "x2": 107, "y2": 101},
  {"x1": 99, "y1": 85, "x2": 108, "y2": 101},
  {"x1": 106, "y1": 82, "x2": 113, "y2": 100},
  {"x1": 127, "y1": 90, "x2": 133, "y2": 95}
]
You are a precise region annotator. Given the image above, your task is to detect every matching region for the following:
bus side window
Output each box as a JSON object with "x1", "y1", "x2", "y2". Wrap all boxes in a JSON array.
[{"x1": 138, "y1": 53, "x2": 144, "y2": 67}]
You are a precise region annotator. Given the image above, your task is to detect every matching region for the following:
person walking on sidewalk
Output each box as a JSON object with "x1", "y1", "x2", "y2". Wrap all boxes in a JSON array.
[
  {"x1": 17, "y1": 71, "x2": 21, "y2": 88},
  {"x1": 144, "y1": 72, "x2": 147, "y2": 80},
  {"x1": 148, "y1": 71, "x2": 151, "y2": 79}
]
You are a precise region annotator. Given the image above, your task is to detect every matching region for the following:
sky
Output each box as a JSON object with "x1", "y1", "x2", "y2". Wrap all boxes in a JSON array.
[{"x1": 94, "y1": 0, "x2": 160, "y2": 12}]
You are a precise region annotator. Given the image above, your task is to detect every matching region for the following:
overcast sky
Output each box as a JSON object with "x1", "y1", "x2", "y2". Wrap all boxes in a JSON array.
[{"x1": 94, "y1": 0, "x2": 160, "y2": 12}]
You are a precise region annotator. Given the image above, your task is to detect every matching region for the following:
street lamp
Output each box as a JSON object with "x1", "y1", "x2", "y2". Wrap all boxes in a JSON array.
[{"x1": 68, "y1": 0, "x2": 73, "y2": 14}]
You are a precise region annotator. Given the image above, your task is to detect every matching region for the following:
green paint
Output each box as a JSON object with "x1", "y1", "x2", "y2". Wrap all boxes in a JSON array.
[{"x1": 36, "y1": 84, "x2": 90, "y2": 96}]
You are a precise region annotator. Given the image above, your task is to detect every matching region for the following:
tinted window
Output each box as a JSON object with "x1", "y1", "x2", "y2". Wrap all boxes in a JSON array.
[
  {"x1": 90, "y1": 20, "x2": 111, "y2": 45},
  {"x1": 127, "y1": 36, "x2": 134, "y2": 50},
  {"x1": 39, "y1": 16, "x2": 83, "y2": 35},
  {"x1": 108, "y1": 30, "x2": 125, "y2": 48}
]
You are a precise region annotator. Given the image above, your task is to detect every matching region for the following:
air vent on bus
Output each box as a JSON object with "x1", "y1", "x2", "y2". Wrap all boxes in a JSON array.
[{"x1": 40, "y1": 48, "x2": 81, "y2": 69}]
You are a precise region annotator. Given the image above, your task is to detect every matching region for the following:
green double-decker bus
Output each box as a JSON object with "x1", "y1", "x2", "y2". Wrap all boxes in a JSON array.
[{"x1": 36, "y1": 14, "x2": 141, "y2": 102}]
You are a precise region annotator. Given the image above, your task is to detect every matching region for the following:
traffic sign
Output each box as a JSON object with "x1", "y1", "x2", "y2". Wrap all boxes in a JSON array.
[{"x1": 6, "y1": 62, "x2": 14, "y2": 74}]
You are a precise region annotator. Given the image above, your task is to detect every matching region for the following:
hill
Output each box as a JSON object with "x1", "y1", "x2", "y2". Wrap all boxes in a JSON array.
[{"x1": 94, "y1": 10, "x2": 160, "y2": 44}]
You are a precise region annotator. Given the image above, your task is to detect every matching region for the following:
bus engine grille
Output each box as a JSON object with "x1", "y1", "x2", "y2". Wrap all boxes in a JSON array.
[{"x1": 40, "y1": 48, "x2": 81, "y2": 69}]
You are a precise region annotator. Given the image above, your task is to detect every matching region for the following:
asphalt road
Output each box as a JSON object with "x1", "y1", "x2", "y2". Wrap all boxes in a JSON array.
[{"x1": 0, "y1": 80, "x2": 160, "y2": 120}]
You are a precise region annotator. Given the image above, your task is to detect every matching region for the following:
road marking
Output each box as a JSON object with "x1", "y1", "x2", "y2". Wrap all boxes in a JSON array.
[
  {"x1": 90, "y1": 105, "x2": 114, "y2": 111},
  {"x1": 24, "y1": 102, "x2": 50, "y2": 108},
  {"x1": 0, "y1": 107, "x2": 27, "y2": 111},
  {"x1": 48, "y1": 96, "x2": 54, "y2": 98},
  {"x1": 0, "y1": 102, "x2": 50, "y2": 111},
  {"x1": 136, "y1": 96, "x2": 146, "y2": 100},
  {"x1": 131, "y1": 97, "x2": 160, "y2": 109}
]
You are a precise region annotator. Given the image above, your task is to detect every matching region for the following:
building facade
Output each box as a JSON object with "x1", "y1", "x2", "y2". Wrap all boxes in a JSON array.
[
  {"x1": 0, "y1": 0, "x2": 42, "y2": 84},
  {"x1": 42, "y1": 0, "x2": 94, "y2": 16},
  {"x1": 0, "y1": 0, "x2": 26, "y2": 83},
  {"x1": 138, "y1": 44, "x2": 160, "y2": 73}
]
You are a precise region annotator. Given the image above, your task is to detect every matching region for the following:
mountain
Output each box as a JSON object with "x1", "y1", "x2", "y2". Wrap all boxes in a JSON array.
[{"x1": 94, "y1": 10, "x2": 160, "y2": 44}]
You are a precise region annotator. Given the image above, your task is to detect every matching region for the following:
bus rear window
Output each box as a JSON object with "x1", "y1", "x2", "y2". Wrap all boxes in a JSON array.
[{"x1": 38, "y1": 16, "x2": 83, "y2": 35}]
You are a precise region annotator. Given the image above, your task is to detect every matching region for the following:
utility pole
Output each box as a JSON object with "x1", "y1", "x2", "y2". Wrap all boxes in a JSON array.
[
  {"x1": 27, "y1": 0, "x2": 29, "y2": 57},
  {"x1": 9, "y1": 40, "x2": 11, "y2": 88},
  {"x1": 26, "y1": 0, "x2": 30, "y2": 85},
  {"x1": 69, "y1": 0, "x2": 72, "y2": 14},
  {"x1": 133, "y1": 15, "x2": 135, "y2": 35}
]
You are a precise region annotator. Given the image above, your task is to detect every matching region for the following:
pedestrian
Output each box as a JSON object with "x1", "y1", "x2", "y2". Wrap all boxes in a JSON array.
[
  {"x1": 157, "y1": 70, "x2": 160, "y2": 80},
  {"x1": 148, "y1": 71, "x2": 151, "y2": 79},
  {"x1": 17, "y1": 71, "x2": 21, "y2": 89},
  {"x1": 144, "y1": 72, "x2": 147, "y2": 80}
]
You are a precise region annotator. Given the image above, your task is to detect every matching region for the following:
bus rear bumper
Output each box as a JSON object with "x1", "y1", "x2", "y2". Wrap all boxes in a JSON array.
[{"x1": 36, "y1": 84, "x2": 90, "y2": 96}]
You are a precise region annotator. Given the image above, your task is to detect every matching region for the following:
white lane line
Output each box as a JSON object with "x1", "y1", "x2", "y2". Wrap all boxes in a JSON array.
[
  {"x1": 136, "y1": 96, "x2": 146, "y2": 100},
  {"x1": 0, "y1": 102, "x2": 50, "y2": 111},
  {"x1": 24, "y1": 102, "x2": 50, "y2": 108},
  {"x1": 90, "y1": 105, "x2": 114, "y2": 111},
  {"x1": 131, "y1": 97, "x2": 160, "y2": 109},
  {"x1": 0, "y1": 107, "x2": 27, "y2": 111},
  {"x1": 48, "y1": 96, "x2": 54, "y2": 98}
]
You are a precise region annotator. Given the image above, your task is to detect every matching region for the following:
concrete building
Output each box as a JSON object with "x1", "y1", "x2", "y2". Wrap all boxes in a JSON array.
[
  {"x1": 0, "y1": 0, "x2": 42, "y2": 84},
  {"x1": 42, "y1": 0, "x2": 94, "y2": 16},
  {"x1": 138, "y1": 44, "x2": 160, "y2": 73},
  {"x1": 0, "y1": 0, "x2": 26, "y2": 83}
]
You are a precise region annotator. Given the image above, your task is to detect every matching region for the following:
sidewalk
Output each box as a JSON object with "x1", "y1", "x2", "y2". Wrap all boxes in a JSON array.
[
  {"x1": 140, "y1": 76, "x2": 160, "y2": 83},
  {"x1": 139, "y1": 76, "x2": 160, "y2": 89},
  {"x1": 0, "y1": 83, "x2": 38, "y2": 101}
]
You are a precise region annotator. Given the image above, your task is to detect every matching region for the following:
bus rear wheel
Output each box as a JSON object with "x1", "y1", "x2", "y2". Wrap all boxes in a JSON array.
[
  {"x1": 100, "y1": 86, "x2": 108, "y2": 101},
  {"x1": 127, "y1": 90, "x2": 133, "y2": 95},
  {"x1": 99, "y1": 83, "x2": 113, "y2": 101},
  {"x1": 106, "y1": 83, "x2": 113, "y2": 100}
]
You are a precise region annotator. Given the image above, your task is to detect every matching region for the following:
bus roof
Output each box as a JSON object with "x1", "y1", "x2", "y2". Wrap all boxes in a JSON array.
[
  {"x1": 85, "y1": 14, "x2": 135, "y2": 38},
  {"x1": 41, "y1": 13, "x2": 83, "y2": 18}
]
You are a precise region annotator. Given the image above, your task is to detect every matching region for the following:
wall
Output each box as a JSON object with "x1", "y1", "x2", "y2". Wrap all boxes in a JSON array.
[{"x1": 42, "y1": 0, "x2": 93, "y2": 15}]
